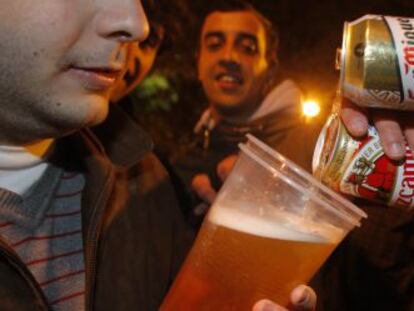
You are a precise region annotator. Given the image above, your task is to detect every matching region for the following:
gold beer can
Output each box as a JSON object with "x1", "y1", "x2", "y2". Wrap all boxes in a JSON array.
[
  {"x1": 338, "y1": 15, "x2": 414, "y2": 110},
  {"x1": 313, "y1": 114, "x2": 414, "y2": 208}
]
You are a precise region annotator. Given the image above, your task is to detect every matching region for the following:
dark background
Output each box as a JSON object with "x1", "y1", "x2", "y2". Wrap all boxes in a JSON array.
[{"x1": 129, "y1": 0, "x2": 414, "y2": 156}]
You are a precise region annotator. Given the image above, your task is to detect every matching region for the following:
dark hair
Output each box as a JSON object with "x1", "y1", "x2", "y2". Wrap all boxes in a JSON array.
[
  {"x1": 201, "y1": 0, "x2": 279, "y2": 74},
  {"x1": 142, "y1": 0, "x2": 192, "y2": 54}
]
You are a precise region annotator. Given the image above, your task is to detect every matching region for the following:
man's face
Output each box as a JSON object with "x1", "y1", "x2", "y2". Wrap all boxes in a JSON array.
[
  {"x1": 198, "y1": 11, "x2": 270, "y2": 117},
  {"x1": 0, "y1": 0, "x2": 149, "y2": 144},
  {"x1": 111, "y1": 25, "x2": 164, "y2": 103}
]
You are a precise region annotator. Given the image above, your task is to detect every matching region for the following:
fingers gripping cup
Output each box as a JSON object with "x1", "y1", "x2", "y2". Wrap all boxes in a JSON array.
[{"x1": 161, "y1": 135, "x2": 367, "y2": 310}]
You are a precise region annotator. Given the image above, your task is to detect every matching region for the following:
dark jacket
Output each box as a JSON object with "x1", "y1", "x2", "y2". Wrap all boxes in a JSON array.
[
  {"x1": 0, "y1": 105, "x2": 193, "y2": 310},
  {"x1": 171, "y1": 103, "x2": 322, "y2": 220}
]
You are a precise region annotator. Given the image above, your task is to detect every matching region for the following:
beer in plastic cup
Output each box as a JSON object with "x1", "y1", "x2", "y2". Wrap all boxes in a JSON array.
[{"x1": 161, "y1": 134, "x2": 367, "y2": 310}]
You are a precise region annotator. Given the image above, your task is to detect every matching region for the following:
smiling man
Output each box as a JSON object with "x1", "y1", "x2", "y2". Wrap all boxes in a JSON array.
[
  {"x1": 198, "y1": 9, "x2": 272, "y2": 122},
  {"x1": 172, "y1": 0, "x2": 320, "y2": 220}
]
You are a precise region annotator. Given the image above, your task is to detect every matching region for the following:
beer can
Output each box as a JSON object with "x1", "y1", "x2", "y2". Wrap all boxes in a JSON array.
[
  {"x1": 313, "y1": 114, "x2": 414, "y2": 208},
  {"x1": 337, "y1": 15, "x2": 414, "y2": 110}
]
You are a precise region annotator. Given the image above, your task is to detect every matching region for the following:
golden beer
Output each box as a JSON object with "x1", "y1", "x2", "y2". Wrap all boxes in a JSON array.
[{"x1": 161, "y1": 206, "x2": 342, "y2": 311}]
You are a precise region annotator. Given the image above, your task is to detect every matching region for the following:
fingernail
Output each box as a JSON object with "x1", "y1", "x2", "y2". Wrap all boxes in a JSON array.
[
  {"x1": 389, "y1": 143, "x2": 405, "y2": 158},
  {"x1": 296, "y1": 285, "x2": 311, "y2": 305}
]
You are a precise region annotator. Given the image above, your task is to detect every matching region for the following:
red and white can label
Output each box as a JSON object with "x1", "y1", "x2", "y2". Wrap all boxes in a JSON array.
[
  {"x1": 383, "y1": 16, "x2": 414, "y2": 104},
  {"x1": 340, "y1": 125, "x2": 414, "y2": 208}
]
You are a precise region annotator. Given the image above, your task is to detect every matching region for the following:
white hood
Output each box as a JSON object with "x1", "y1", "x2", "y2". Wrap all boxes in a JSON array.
[
  {"x1": 249, "y1": 79, "x2": 302, "y2": 121},
  {"x1": 194, "y1": 79, "x2": 303, "y2": 133}
]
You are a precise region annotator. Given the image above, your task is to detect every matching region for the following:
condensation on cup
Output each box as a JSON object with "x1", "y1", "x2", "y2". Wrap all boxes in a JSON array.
[
  {"x1": 161, "y1": 135, "x2": 366, "y2": 310},
  {"x1": 313, "y1": 113, "x2": 414, "y2": 208},
  {"x1": 337, "y1": 14, "x2": 414, "y2": 110}
]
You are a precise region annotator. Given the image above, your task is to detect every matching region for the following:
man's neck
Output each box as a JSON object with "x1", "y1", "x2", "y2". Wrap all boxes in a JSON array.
[{"x1": 210, "y1": 105, "x2": 257, "y2": 124}]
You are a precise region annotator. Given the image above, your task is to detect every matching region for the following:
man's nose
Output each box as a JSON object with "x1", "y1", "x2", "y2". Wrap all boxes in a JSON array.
[
  {"x1": 221, "y1": 43, "x2": 239, "y2": 62},
  {"x1": 218, "y1": 59, "x2": 241, "y2": 72},
  {"x1": 95, "y1": 0, "x2": 150, "y2": 43}
]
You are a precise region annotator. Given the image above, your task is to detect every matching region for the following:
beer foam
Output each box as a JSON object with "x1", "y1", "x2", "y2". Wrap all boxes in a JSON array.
[{"x1": 208, "y1": 206, "x2": 344, "y2": 244}]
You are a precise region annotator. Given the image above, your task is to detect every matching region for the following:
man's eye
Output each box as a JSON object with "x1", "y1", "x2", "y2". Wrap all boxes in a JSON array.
[
  {"x1": 241, "y1": 42, "x2": 258, "y2": 55},
  {"x1": 205, "y1": 37, "x2": 223, "y2": 51},
  {"x1": 206, "y1": 42, "x2": 222, "y2": 51}
]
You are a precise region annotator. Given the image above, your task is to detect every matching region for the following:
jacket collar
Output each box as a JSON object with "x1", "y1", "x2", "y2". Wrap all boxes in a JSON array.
[{"x1": 90, "y1": 101, "x2": 153, "y2": 169}]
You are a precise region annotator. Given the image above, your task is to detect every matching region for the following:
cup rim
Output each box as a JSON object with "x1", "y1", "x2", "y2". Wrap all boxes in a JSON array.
[{"x1": 239, "y1": 134, "x2": 367, "y2": 227}]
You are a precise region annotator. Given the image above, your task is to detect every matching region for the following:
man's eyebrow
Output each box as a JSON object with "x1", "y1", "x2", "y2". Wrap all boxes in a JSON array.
[
  {"x1": 204, "y1": 31, "x2": 224, "y2": 41},
  {"x1": 236, "y1": 32, "x2": 258, "y2": 43}
]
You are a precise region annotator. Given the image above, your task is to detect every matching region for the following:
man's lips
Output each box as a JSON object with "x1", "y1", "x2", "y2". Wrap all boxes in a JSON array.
[
  {"x1": 68, "y1": 66, "x2": 122, "y2": 91},
  {"x1": 215, "y1": 73, "x2": 244, "y2": 91}
]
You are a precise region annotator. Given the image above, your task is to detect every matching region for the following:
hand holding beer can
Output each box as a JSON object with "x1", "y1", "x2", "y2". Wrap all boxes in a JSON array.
[
  {"x1": 313, "y1": 113, "x2": 414, "y2": 208},
  {"x1": 338, "y1": 15, "x2": 414, "y2": 110},
  {"x1": 161, "y1": 135, "x2": 366, "y2": 310}
]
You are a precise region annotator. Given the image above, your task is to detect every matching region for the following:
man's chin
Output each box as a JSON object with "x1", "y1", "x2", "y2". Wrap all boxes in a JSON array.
[
  {"x1": 214, "y1": 100, "x2": 247, "y2": 114},
  {"x1": 48, "y1": 100, "x2": 110, "y2": 135},
  {"x1": 212, "y1": 98, "x2": 261, "y2": 122},
  {"x1": 75, "y1": 95, "x2": 110, "y2": 126},
  {"x1": 83, "y1": 110, "x2": 109, "y2": 129},
  {"x1": 212, "y1": 96, "x2": 243, "y2": 109}
]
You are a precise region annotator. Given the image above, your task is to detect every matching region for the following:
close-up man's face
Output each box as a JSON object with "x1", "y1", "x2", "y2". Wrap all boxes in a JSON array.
[
  {"x1": 198, "y1": 10, "x2": 270, "y2": 116},
  {"x1": 0, "y1": 0, "x2": 149, "y2": 144}
]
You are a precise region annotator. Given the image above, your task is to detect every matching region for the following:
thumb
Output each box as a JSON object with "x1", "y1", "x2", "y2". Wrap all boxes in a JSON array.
[
  {"x1": 252, "y1": 299, "x2": 287, "y2": 311},
  {"x1": 289, "y1": 285, "x2": 316, "y2": 311}
]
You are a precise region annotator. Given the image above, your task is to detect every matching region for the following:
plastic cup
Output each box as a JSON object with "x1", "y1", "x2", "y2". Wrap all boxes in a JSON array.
[{"x1": 161, "y1": 134, "x2": 367, "y2": 310}]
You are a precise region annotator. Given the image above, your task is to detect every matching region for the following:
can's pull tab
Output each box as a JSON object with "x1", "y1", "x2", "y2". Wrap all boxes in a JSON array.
[{"x1": 335, "y1": 48, "x2": 342, "y2": 71}]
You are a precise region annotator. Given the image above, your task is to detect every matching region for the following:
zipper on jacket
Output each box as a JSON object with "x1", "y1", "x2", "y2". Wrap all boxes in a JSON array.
[
  {"x1": 85, "y1": 167, "x2": 115, "y2": 310},
  {"x1": 0, "y1": 238, "x2": 51, "y2": 310}
]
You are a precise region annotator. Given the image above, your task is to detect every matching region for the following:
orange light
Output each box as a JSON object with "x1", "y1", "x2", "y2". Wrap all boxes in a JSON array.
[{"x1": 302, "y1": 100, "x2": 321, "y2": 117}]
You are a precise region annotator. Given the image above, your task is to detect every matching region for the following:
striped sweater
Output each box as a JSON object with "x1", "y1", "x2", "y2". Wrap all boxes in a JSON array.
[{"x1": 0, "y1": 165, "x2": 85, "y2": 310}]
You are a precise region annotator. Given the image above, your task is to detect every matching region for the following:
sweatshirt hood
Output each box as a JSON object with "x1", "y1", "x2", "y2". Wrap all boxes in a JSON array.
[
  {"x1": 249, "y1": 79, "x2": 302, "y2": 121},
  {"x1": 194, "y1": 79, "x2": 303, "y2": 133}
]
